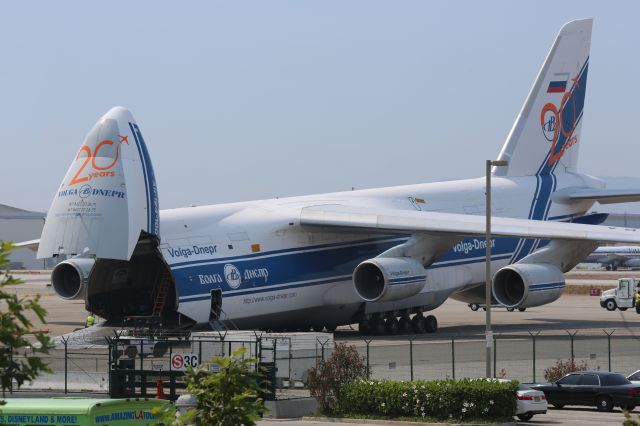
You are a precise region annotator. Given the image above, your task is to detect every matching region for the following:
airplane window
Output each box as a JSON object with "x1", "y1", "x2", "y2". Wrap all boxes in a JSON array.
[
  {"x1": 558, "y1": 374, "x2": 581, "y2": 385},
  {"x1": 578, "y1": 374, "x2": 599, "y2": 386}
]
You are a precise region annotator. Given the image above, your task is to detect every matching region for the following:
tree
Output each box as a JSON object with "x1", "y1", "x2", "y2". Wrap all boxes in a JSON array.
[
  {"x1": 0, "y1": 241, "x2": 53, "y2": 398},
  {"x1": 158, "y1": 347, "x2": 267, "y2": 425},
  {"x1": 308, "y1": 342, "x2": 369, "y2": 414}
]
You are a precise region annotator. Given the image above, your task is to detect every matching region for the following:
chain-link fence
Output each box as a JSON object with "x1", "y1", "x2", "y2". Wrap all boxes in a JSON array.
[
  {"x1": 8, "y1": 328, "x2": 640, "y2": 398},
  {"x1": 7, "y1": 331, "x2": 334, "y2": 399},
  {"x1": 352, "y1": 329, "x2": 640, "y2": 383}
]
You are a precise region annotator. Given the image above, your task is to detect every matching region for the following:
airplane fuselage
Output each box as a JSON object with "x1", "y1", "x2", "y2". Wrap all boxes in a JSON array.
[{"x1": 161, "y1": 172, "x2": 598, "y2": 328}]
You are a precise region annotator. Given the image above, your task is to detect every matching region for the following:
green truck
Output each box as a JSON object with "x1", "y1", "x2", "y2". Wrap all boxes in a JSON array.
[{"x1": 0, "y1": 398, "x2": 174, "y2": 426}]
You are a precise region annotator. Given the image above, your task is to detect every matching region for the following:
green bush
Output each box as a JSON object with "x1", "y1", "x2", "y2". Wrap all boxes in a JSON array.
[
  {"x1": 308, "y1": 342, "x2": 369, "y2": 414},
  {"x1": 156, "y1": 347, "x2": 267, "y2": 426},
  {"x1": 544, "y1": 358, "x2": 589, "y2": 382},
  {"x1": 338, "y1": 378, "x2": 518, "y2": 421}
]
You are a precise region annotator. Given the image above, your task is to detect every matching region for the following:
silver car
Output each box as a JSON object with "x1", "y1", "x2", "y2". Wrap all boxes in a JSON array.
[{"x1": 516, "y1": 383, "x2": 548, "y2": 421}]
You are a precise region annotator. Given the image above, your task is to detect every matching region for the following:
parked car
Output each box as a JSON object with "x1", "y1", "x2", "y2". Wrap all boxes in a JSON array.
[
  {"x1": 531, "y1": 371, "x2": 640, "y2": 411},
  {"x1": 515, "y1": 383, "x2": 547, "y2": 421}
]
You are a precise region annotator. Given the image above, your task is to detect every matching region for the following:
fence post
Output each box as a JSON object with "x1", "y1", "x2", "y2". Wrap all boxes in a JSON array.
[
  {"x1": 63, "y1": 336, "x2": 68, "y2": 394},
  {"x1": 528, "y1": 331, "x2": 540, "y2": 383},
  {"x1": 451, "y1": 336, "x2": 455, "y2": 380},
  {"x1": 140, "y1": 339, "x2": 144, "y2": 371},
  {"x1": 566, "y1": 330, "x2": 578, "y2": 361},
  {"x1": 106, "y1": 337, "x2": 112, "y2": 395},
  {"x1": 409, "y1": 338, "x2": 414, "y2": 382},
  {"x1": 198, "y1": 341, "x2": 202, "y2": 364},
  {"x1": 603, "y1": 329, "x2": 615, "y2": 371},
  {"x1": 493, "y1": 335, "x2": 497, "y2": 378},
  {"x1": 364, "y1": 339, "x2": 372, "y2": 379}
]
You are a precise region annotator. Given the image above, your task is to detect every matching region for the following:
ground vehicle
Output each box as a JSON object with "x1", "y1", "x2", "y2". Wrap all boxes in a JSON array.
[
  {"x1": 0, "y1": 397, "x2": 173, "y2": 425},
  {"x1": 628, "y1": 370, "x2": 640, "y2": 384},
  {"x1": 600, "y1": 278, "x2": 640, "y2": 311},
  {"x1": 468, "y1": 303, "x2": 526, "y2": 312},
  {"x1": 531, "y1": 371, "x2": 640, "y2": 411},
  {"x1": 516, "y1": 383, "x2": 548, "y2": 421}
]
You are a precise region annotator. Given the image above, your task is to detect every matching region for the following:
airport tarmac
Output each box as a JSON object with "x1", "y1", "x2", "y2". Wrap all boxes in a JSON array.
[{"x1": 9, "y1": 269, "x2": 640, "y2": 338}]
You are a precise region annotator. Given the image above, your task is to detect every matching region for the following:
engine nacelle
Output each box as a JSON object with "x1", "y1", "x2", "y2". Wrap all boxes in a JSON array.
[
  {"x1": 51, "y1": 258, "x2": 95, "y2": 300},
  {"x1": 492, "y1": 263, "x2": 565, "y2": 308},
  {"x1": 353, "y1": 257, "x2": 426, "y2": 303}
]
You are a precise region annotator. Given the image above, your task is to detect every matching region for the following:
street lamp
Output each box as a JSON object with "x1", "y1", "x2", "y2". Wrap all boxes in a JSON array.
[{"x1": 485, "y1": 159, "x2": 508, "y2": 378}]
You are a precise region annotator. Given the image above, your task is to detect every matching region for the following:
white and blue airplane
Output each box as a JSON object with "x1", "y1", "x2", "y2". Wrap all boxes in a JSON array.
[
  {"x1": 32, "y1": 19, "x2": 640, "y2": 334},
  {"x1": 583, "y1": 246, "x2": 640, "y2": 270}
]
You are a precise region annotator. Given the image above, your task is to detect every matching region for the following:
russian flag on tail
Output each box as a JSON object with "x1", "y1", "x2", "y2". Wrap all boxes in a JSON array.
[{"x1": 547, "y1": 72, "x2": 570, "y2": 93}]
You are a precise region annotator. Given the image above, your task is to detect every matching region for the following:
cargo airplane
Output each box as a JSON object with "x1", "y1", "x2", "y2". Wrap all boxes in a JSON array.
[{"x1": 28, "y1": 19, "x2": 640, "y2": 334}]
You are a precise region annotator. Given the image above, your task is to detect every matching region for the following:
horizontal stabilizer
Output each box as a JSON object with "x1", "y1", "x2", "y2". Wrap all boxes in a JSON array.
[
  {"x1": 14, "y1": 239, "x2": 40, "y2": 252},
  {"x1": 300, "y1": 204, "x2": 640, "y2": 244},
  {"x1": 568, "y1": 188, "x2": 640, "y2": 204},
  {"x1": 37, "y1": 107, "x2": 159, "y2": 261}
]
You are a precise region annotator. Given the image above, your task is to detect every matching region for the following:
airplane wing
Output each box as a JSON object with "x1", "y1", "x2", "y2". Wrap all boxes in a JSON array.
[
  {"x1": 299, "y1": 204, "x2": 640, "y2": 244},
  {"x1": 14, "y1": 239, "x2": 40, "y2": 252},
  {"x1": 567, "y1": 188, "x2": 640, "y2": 204}
]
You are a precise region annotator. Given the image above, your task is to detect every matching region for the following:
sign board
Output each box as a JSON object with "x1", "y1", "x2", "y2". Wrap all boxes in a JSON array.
[{"x1": 170, "y1": 353, "x2": 199, "y2": 371}]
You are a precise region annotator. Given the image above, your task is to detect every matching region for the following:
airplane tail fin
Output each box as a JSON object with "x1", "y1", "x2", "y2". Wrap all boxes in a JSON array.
[
  {"x1": 37, "y1": 107, "x2": 159, "y2": 261},
  {"x1": 495, "y1": 19, "x2": 592, "y2": 177}
]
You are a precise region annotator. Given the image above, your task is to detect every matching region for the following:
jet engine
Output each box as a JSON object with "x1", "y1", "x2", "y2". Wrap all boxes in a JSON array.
[
  {"x1": 51, "y1": 258, "x2": 95, "y2": 300},
  {"x1": 492, "y1": 263, "x2": 565, "y2": 308},
  {"x1": 353, "y1": 257, "x2": 426, "y2": 303}
]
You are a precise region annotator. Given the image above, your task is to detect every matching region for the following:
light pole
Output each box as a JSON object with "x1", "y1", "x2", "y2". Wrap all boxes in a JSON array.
[{"x1": 485, "y1": 159, "x2": 508, "y2": 378}]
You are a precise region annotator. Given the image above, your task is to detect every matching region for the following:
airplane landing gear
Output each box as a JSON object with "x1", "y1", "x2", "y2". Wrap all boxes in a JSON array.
[
  {"x1": 411, "y1": 312, "x2": 426, "y2": 334},
  {"x1": 385, "y1": 314, "x2": 399, "y2": 335},
  {"x1": 358, "y1": 310, "x2": 439, "y2": 335},
  {"x1": 425, "y1": 315, "x2": 437, "y2": 333},
  {"x1": 398, "y1": 312, "x2": 412, "y2": 334}
]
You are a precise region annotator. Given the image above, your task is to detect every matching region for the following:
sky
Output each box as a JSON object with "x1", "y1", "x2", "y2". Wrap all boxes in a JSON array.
[{"x1": 2, "y1": 1, "x2": 640, "y2": 212}]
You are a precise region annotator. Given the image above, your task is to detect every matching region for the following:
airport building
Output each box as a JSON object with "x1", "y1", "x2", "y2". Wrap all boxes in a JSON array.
[{"x1": 0, "y1": 203, "x2": 49, "y2": 269}]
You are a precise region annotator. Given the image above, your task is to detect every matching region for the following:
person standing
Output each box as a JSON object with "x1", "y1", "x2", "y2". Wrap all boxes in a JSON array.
[{"x1": 85, "y1": 312, "x2": 95, "y2": 328}]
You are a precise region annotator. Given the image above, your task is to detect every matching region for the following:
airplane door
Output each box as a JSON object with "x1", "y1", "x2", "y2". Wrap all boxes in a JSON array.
[
  {"x1": 209, "y1": 289, "x2": 222, "y2": 322},
  {"x1": 618, "y1": 280, "x2": 631, "y2": 299}
]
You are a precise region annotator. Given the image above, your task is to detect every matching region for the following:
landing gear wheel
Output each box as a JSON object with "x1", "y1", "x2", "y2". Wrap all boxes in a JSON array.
[
  {"x1": 606, "y1": 299, "x2": 617, "y2": 311},
  {"x1": 596, "y1": 395, "x2": 613, "y2": 412},
  {"x1": 411, "y1": 315, "x2": 426, "y2": 334},
  {"x1": 358, "y1": 319, "x2": 370, "y2": 335},
  {"x1": 372, "y1": 317, "x2": 386, "y2": 335},
  {"x1": 518, "y1": 307, "x2": 527, "y2": 312},
  {"x1": 506, "y1": 307, "x2": 515, "y2": 312},
  {"x1": 385, "y1": 316, "x2": 399, "y2": 335},
  {"x1": 469, "y1": 303, "x2": 479, "y2": 311},
  {"x1": 606, "y1": 265, "x2": 612, "y2": 271},
  {"x1": 517, "y1": 413, "x2": 534, "y2": 421},
  {"x1": 398, "y1": 317, "x2": 412, "y2": 334},
  {"x1": 425, "y1": 315, "x2": 437, "y2": 333}
]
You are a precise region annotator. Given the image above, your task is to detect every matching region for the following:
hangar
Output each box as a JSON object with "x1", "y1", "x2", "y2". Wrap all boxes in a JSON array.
[{"x1": 0, "y1": 203, "x2": 50, "y2": 269}]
